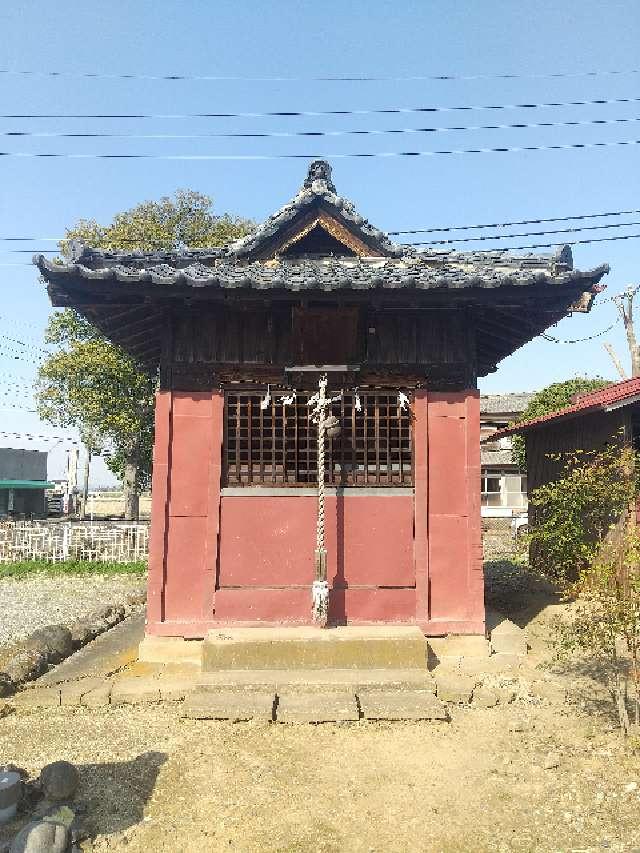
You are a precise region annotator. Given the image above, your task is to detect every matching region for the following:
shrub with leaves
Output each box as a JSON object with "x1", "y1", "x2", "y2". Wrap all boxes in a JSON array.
[
  {"x1": 528, "y1": 443, "x2": 637, "y2": 586},
  {"x1": 555, "y1": 525, "x2": 640, "y2": 735}
]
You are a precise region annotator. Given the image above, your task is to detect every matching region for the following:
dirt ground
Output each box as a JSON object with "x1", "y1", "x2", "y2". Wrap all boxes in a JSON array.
[{"x1": 1, "y1": 563, "x2": 639, "y2": 853}]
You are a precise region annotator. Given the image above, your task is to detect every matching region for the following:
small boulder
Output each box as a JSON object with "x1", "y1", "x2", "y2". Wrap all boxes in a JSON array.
[
  {"x1": 25, "y1": 627, "x2": 73, "y2": 666},
  {"x1": 68, "y1": 620, "x2": 96, "y2": 650},
  {"x1": 9, "y1": 819, "x2": 69, "y2": 853},
  {"x1": 40, "y1": 762, "x2": 79, "y2": 803},
  {"x1": 3, "y1": 651, "x2": 48, "y2": 686},
  {"x1": 0, "y1": 674, "x2": 15, "y2": 698}
]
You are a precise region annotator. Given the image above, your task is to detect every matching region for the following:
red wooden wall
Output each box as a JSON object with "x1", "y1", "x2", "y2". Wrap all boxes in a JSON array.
[{"x1": 146, "y1": 389, "x2": 485, "y2": 637}]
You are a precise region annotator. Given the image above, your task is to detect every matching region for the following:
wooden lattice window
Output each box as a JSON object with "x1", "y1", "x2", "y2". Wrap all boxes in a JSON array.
[{"x1": 224, "y1": 390, "x2": 413, "y2": 487}]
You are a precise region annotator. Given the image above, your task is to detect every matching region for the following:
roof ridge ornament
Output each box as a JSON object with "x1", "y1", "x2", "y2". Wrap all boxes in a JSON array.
[{"x1": 303, "y1": 160, "x2": 336, "y2": 194}]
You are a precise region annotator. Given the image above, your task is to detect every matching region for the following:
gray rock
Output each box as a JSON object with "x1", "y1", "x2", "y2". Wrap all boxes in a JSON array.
[
  {"x1": 68, "y1": 620, "x2": 96, "y2": 650},
  {"x1": 9, "y1": 820, "x2": 70, "y2": 853},
  {"x1": 26, "y1": 627, "x2": 73, "y2": 665},
  {"x1": 3, "y1": 651, "x2": 48, "y2": 685},
  {"x1": 0, "y1": 674, "x2": 15, "y2": 698},
  {"x1": 40, "y1": 762, "x2": 79, "y2": 802}
]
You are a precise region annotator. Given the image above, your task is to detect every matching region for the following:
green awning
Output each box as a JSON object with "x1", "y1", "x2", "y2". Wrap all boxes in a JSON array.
[{"x1": 0, "y1": 480, "x2": 54, "y2": 490}]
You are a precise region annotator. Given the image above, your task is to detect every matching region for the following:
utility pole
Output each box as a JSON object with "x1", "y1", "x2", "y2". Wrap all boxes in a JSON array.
[
  {"x1": 79, "y1": 447, "x2": 92, "y2": 520},
  {"x1": 614, "y1": 286, "x2": 640, "y2": 378}
]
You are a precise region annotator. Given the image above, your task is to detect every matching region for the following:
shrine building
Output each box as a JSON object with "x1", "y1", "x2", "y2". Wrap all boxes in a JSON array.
[{"x1": 36, "y1": 161, "x2": 608, "y2": 640}]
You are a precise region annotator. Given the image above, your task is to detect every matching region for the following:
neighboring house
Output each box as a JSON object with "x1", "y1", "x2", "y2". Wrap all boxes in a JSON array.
[
  {"x1": 0, "y1": 449, "x2": 53, "y2": 518},
  {"x1": 480, "y1": 393, "x2": 533, "y2": 519},
  {"x1": 492, "y1": 377, "x2": 640, "y2": 499}
]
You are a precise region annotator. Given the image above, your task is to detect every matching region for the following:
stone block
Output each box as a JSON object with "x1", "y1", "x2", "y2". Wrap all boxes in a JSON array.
[
  {"x1": 276, "y1": 692, "x2": 359, "y2": 723},
  {"x1": 157, "y1": 677, "x2": 196, "y2": 701},
  {"x1": 472, "y1": 687, "x2": 499, "y2": 709},
  {"x1": 359, "y1": 690, "x2": 448, "y2": 721},
  {"x1": 488, "y1": 653, "x2": 523, "y2": 670},
  {"x1": 435, "y1": 674, "x2": 476, "y2": 704},
  {"x1": 427, "y1": 635, "x2": 490, "y2": 663},
  {"x1": 138, "y1": 636, "x2": 203, "y2": 667},
  {"x1": 182, "y1": 690, "x2": 276, "y2": 721},
  {"x1": 60, "y1": 678, "x2": 105, "y2": 707},
  {"x1": 202, "y1": 626, "x2": 427, "y2": 672},
  {"x1": 490, "y1": 621, "x2": 527, "y2": 656},
  {"x1": 12, "y1": 688, "x2": 61, "y2": 709},
  {"x1": 81, "y1": 684, "x2": 112, "y2": 708},
  {"x1": 111, "y1": 679, "x2": 161, "y2": 706}
]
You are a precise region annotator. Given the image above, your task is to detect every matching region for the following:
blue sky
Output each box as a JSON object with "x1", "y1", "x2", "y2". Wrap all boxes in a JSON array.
[{"x1": 1, "y1": 0, "x2": 639, "y2": 483}]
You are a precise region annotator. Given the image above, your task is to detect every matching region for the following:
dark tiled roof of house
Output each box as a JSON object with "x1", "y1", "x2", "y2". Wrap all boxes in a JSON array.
[
  {"x1": 493, "y1": 377, "x2": 640, "y2": 437},
  {"x1": 480, "y1": 393, "x2": 535, "y2": 415}
]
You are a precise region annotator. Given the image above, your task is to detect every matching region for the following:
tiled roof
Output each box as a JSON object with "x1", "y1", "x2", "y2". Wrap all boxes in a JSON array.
[
  {"x1": 480, "y1": 393, "x2": 535, "y2": 415},
  {"x1": 492, "y1": 377, "x2": 640, "y2": 437},
  {"x1": 35, "y1": 160, "x2": 608, "y2": 295},
  {"x1": 481, "y1": 449, "x2": 516, "y2": 466},
  {"x1": 35, "y1": 251, "x2": 608, "y2": 293}
]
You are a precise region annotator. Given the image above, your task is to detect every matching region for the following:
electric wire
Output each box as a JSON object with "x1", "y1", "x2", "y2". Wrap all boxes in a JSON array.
[
  {"x1": 541, "y1": 320, "x2": 620, "y2": 343},
  {"x1": 4, "y1": 114, "x2": 640, "y2": 140},
  {"x1": 5, "y1": 206, "x2": 640, "y2": 244},
  {"x1": 2, "y1": 137, "x2": 640, "y2": 160},
  {"x1": 2, "y1": 66, "x2": 640, "y2": 83},
  {"x1": 405, "y1": 219, "x2": 640, "y2": 246},
  {"x1": 4, "y1": 94, "x2": 640, "y2": 120}
]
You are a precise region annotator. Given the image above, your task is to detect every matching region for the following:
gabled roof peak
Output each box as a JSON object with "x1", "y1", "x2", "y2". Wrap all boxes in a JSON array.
[{"x1": 227, "y1": 160, "x2": 403, "y2": 260}]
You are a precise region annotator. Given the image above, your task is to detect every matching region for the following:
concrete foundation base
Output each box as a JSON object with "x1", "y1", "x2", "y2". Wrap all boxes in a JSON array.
[
  {"x1": 138, "y1": 635, "x2": 203, "y2": 667},
  {"x1": 201, "y1": 626, "x2": 428, "y2": 671}
]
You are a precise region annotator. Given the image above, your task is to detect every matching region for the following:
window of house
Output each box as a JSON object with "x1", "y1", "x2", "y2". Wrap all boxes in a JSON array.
[
  {"x1": 224, "y1": 389, "x2": 413, "y2": 487},
  {"x1": 481, "y1": 474, "x2": 502, "y2": 506}
]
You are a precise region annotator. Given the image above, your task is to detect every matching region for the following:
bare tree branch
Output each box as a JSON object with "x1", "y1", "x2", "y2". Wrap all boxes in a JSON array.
[{"x1": 603, "y1": 342, "x2": 628, "y2": 380}]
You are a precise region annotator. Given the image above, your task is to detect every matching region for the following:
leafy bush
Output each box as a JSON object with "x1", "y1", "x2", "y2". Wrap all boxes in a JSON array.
[{"x1": 528, "y1": 443, "x2": 636, "y2": 586}]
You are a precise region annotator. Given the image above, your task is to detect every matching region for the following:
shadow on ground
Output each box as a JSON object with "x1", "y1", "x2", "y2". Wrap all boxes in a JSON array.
[
  {"x1": 75, "y1": 750, "x2": 167, "y2": 841},
  {"x1": 484, "y1": 558, "x2": 562, "y2": 630}
]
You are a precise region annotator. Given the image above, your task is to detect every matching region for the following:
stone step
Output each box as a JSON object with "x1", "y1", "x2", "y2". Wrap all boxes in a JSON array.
[
  {"x1": 276, "y1": 692, "x2": 360, "y2": 724},
  {"x1": 202, "y1": 626, "x2": 427, "y2": 671},
  {"x1": 359, "y1": 689, "x2": 448, "y2": 721},
  {"x1": 196, "y1": 668, "x2": 436, "y2": 693},
  {"x1": 183, "y1": 686, "x2": 448, "y2": 723},
  {"x1": 182, "y1": 690, "x2": 276, "y2": 721}
]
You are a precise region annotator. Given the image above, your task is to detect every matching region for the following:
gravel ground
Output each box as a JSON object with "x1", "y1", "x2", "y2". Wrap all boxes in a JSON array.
[{"x1": 0, "y1": 574, "x2": 146, "y2": 649}]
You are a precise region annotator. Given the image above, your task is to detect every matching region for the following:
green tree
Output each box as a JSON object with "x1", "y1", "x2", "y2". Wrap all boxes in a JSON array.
[
  {"x1": 37, "y1": 190, "x2": 253, "y2": 519},
  {"x1": 511, "y1": 377, "x2": 612, "y2": 468}
]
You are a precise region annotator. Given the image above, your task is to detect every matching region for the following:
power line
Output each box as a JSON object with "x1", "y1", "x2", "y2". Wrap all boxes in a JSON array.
[
  {"x1": 542, "y1": 320, "x2": 619, "y2": 343},
  {"x1": 389, "y1": 207, "x2": 640, "y2": 235},
  {"x1": 5, "y1": 206, "x2": 640, "y2": 244},
  {"x1": 4, "y1": 95, "x2": 640, "y2": 121},
  {"x1": 4, "y1": 114, "x2": 640, "y2": 141},
  {"x1": 406, "y1": 219, "x2": 640, "y2": 246},
  {"x1": 12, "y1": 218, "x2": 640, "y2": 256},
  {"x1": 1, "y1": 66, "x2": 639, "y2": 83},
  {"x1": 2, "y1": 137, "x2": 640, "y2": 161}
]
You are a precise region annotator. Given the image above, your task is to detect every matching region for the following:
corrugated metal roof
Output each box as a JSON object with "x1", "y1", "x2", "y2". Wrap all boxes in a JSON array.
[
  {"x1": 0, "y1": 480, "x2": 54, "y2": 489},
  {"x1": 492, "y1": 377, "x2": 640, "y2": 437}
]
